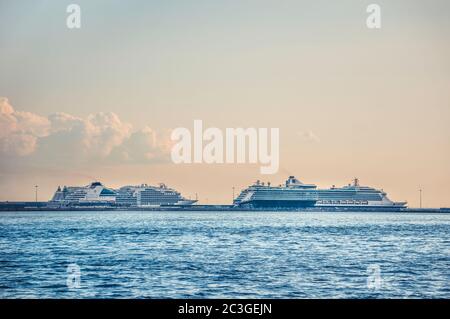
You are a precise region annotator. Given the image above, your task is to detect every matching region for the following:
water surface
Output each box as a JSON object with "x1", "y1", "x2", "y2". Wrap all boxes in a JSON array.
[{"x1": 0, "y1": 211, "x2": 449, "y2": 298}]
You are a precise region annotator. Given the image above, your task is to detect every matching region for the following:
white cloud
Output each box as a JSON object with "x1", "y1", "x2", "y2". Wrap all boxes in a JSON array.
[
  {"x1": 83, "y1": 112, "x2": 132, "y2": 157},
  {"x1": 14, "y1": 111, "x2": 50, "y2": 137},
  {"x1": 48, "y1": 112, "x2": 84, "y2": 133},
  {"x1": 37, "y1": 111, "x2": 132, "y2": 162},
  {"x1": 1, "y1": 133, "x2": 37, "y2": 156},
  {"x1": 110, "y1": 127, "x2": 172, "y2": 163},
  {"x1": 0, "y1": 97, "x2": 50, "y2": 156},
  {"x1": 0, "y1": 97, "x2": 170, "y2": 164}
]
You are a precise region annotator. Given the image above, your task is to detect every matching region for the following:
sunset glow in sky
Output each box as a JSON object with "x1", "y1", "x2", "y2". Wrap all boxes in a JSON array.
[{"x1": 1, "y1": 0, "x2": 449, "y2": 207}]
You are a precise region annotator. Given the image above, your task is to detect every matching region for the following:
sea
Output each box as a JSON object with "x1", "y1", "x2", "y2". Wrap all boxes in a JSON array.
[{"x1": 0, "y1": 211, "x2": 449, "y2": 298}]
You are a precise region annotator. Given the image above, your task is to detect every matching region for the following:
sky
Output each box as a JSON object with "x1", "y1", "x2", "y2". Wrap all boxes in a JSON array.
[{"x1": 0, "y1": 0, "x2": 449, "y2": 207}]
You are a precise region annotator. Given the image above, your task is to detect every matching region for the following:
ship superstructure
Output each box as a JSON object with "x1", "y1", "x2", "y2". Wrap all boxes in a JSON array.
[
  {"x1": 315, "y1": 178, "x2": 407, "y2": 209},
  {"x1": 51, "y1": 182, "x2": 116, "y2": 204},
  {"x1": 116, "y1": 183, "x2": 197, "y2": 207},
  {"x1": 233, "y1": 176, "x2": 318, "y2": 208},
  {"x1": 234, "y1": 176, "x2": 407, "y2": 210},
  {"x1": 51, "y1": 181, "x2": 196, "y2": 207}
]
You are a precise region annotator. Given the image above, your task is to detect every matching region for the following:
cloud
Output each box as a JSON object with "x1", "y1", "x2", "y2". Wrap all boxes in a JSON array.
[
  {"x1": 1, "y1": 133, "x2": 37, "y2": 156},
  {"x1": 110, "y1": 127, "x2": 172, "y2": 163},
  {"x1": 48, "y1": 112, "x2": 84, "y2": 132},
  {"x1": 37, "y1": 111, "x2": 132, "y2": 162},
  {"x1": 297, "y1": 130, "x2": 321, "y2": 143},
  {"x1": 0, "y1": 97, "x2": 170, "y2": 165},
  {"x1": 0, "y1": 97, "x2": 50, "y2": 156},
  {"x1": 83, "y1": 112, "x2": 132, "y2": 157}
]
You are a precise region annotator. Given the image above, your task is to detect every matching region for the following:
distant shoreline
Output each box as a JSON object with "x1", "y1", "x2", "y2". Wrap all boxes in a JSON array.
[{"x1": 0, "y1": 202, "x2": 449, "y2": 214}]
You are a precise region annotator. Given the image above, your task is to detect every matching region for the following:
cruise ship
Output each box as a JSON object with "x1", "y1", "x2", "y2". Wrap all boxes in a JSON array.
[
  {"x1": 51, "y1": 182, "x2": 116, "y2": 204},
  {"x1": 234, "y1": 176, "x2": 318, "y2": 208},
  {"x1": 51, "y1": 181, "x2": 196, "y2": 207},
  {"x1": 234, "y1": 176, "x2": 407, "y2": 210},
  {"x1": 116, "y1": 183, "x2": 197, "y2": 207}
]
